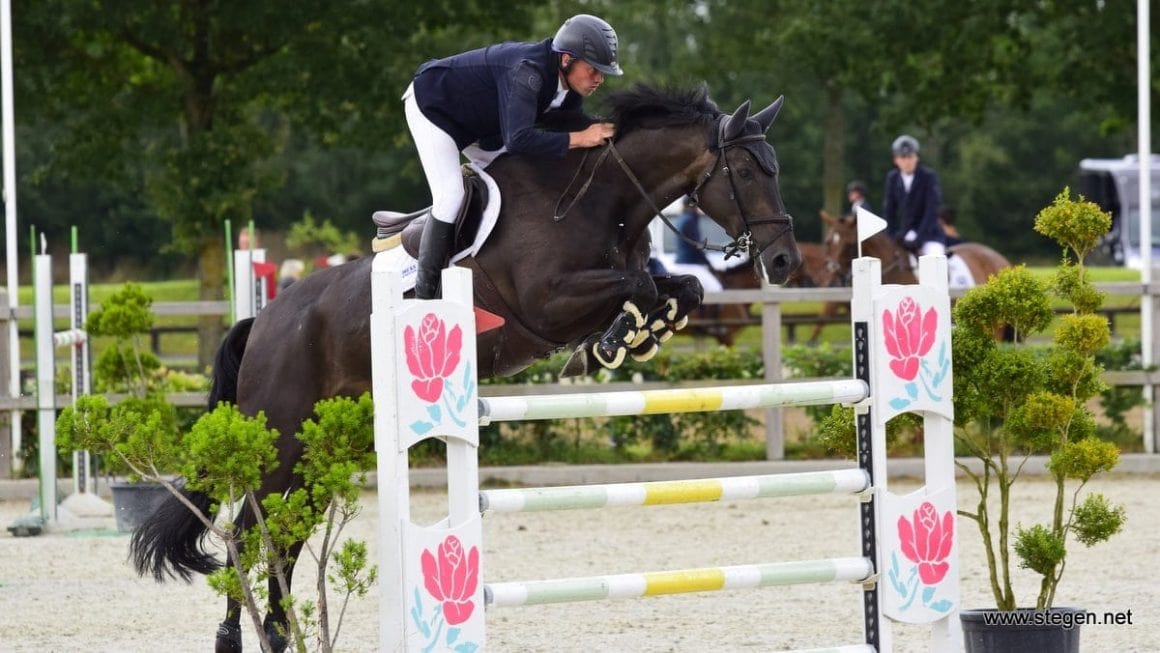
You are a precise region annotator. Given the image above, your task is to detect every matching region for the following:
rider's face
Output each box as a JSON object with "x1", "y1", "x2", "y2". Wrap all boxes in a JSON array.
[
  {"x1": 563, "y1": 57, "x2": 605, "y2": 96},
  {"x1": 893, "y1": 153, "x2": 918, "y2": 174}
]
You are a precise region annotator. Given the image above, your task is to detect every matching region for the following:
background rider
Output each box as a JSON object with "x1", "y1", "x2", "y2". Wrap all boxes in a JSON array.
[{"x1": 881, "y1": 134, "x2": 947, "y2": 256}]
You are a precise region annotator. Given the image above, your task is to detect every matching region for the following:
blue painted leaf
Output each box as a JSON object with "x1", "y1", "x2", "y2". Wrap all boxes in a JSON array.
[
  {"x1": 410, "y1": 420, "x2": 433, "y2": 435},
  {"x1": 410, "y1": 606, "x2": 423, "y2": 630},
  {"x1": 887, "y1": 553, "x2": 905, "y2": 595},
  {"x1": 447, "y1": 628, "x2": 460, "y2": 645},
  {"x1": 889, "y1": 398, "x2": 911, "y2": 410},
  {"x1": 457, "y1": 395, "x2": 468, "y2": 412},
  {"x1": 455, "y1": 643, "x2": 479, "y2": 653},
  {"x1": 906, "y1": 382, "x2": 918, "y2": 399},
  {"x1": 428, "y1": 404, "x2": 442, "y2": 422},
  {"x1": 930, "y1": 599, "x2": 953, "y2": 613},
  {"x1": 923, "y1": 586, "x2": 936, "y2": 603}
]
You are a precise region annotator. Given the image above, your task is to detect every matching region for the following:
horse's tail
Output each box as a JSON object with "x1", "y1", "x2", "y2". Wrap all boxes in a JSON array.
[
  {"x1": 207, "y1": 317, "x2": 255, "y2": 407},
  {"x1": 129, "y1": 318, "x2": 256, "y2": 582}
]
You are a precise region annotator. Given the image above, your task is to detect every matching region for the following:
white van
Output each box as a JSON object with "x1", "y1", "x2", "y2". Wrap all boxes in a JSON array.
[{"x1": 1078, "y1": 154, "x2": 1160, "y2": 268}]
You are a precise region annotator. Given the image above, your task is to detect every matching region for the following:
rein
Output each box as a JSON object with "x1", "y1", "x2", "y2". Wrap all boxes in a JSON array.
[{"x1": 554, "y1": 129, "x2": 795, "y2": 261}]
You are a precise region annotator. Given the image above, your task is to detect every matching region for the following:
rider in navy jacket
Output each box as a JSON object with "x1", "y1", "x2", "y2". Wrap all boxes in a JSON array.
[
  {"x1": 413, "y1": 39, "x2": 585, "y2": 159},
  {"x1": 404, "y1": 14, "x2": 623, "y2": 299},
  {"x1": 881, "y1": 135, "x2": 946, "y2": 256}
]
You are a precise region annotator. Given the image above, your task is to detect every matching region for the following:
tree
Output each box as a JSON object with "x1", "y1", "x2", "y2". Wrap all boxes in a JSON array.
[{"x1": 14, "y1": 1, "x2": 537, "y2": 366}]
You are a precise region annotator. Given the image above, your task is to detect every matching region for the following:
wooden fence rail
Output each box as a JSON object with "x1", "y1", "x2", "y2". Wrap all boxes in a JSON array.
[{"x1": 1, "y1": 281, "x2": 1157, "y2": 477}]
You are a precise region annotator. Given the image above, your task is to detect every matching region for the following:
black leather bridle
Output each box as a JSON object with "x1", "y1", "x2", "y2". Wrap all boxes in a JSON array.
[{"x1": 607, "y1": 125, "x2": 795, "y2": 261}]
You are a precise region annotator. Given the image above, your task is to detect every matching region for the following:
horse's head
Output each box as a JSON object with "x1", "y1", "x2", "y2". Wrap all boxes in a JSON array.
[
  {"x1": 692, "y1": 98, "x2": 801, "y2": 285},
  {"x1": 815, "y1": 209, "x2": 859, "y2": 288}
]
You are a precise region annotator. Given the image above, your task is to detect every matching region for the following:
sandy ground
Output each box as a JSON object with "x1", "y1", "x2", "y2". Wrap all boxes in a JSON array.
[{"x1": 1, "y1": 474, "x2": 1157, "y2": 652}]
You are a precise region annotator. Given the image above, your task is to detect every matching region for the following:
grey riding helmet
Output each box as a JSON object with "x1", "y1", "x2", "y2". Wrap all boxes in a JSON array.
[
  {"x1": 552, "y1": 14, "x2": 623, "y2": 76},
  {"x1": 892, "y1": 135, "x2": 919, "y2": 156}
]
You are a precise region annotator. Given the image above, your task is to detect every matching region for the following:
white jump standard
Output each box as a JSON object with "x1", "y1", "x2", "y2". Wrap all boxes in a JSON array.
[{"x1": 372, "y1": 254, "x2": 961, "y2": 652}]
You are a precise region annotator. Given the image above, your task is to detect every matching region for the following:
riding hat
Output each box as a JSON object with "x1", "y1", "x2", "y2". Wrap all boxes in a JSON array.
[
  {"x1": 846, "y1": 180, "x2": 868, "y2": 196},
  {"x1": 552, "y1": 14, "x2": 623, "y2": 76},
  {"x1": 891, "y1": 135, "x2": 919, "y2": 156}
]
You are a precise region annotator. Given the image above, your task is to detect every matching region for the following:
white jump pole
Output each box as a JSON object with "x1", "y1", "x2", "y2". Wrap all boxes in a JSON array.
[
  {"x1": 68, "y1": 235, "x2": 93, "y2": 494},
  {"x1": 31, "y1": 232, "x2": 93, "y2": 527},
  {"x1": 34, "y1": 249, "x2": 56, "y2": 523}
]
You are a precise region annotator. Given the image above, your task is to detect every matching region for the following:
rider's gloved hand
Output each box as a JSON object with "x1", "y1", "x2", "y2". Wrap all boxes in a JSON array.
[{"x1": 904, "y1": 230, "x2": 917, "y2": 243}]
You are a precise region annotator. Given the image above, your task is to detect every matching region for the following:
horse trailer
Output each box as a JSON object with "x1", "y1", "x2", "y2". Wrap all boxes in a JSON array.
[{"x1": 1078, "y1": 154, "x2": 1160, "y2": 269}]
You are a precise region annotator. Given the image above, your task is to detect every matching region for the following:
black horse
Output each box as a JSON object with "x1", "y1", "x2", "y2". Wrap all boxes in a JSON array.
[{"x1": 130, "y1": 84, "x2": 800, "y2": 652}]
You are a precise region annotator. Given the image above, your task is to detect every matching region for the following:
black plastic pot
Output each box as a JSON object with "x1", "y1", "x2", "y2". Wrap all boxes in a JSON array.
[
  {"x1": 109, "y1": 481, "x2": 169, "y2": 533},
  {"x1": 961, "y1": 607, "x2": 1083, "y2": 653}
]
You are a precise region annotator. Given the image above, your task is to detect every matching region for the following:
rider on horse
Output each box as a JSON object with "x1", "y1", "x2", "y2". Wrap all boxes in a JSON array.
[
  {"x1": 882, "y1": 134, "x2": 947, "y2": 257},
  {"x1": 404, "y1": 14, "x2": 623, "y2": 299}
]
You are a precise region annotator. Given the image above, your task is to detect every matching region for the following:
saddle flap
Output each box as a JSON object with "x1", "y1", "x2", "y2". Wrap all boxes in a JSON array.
[{"x1": 400, "y1": 171, "x2": 490, "y2": 259}]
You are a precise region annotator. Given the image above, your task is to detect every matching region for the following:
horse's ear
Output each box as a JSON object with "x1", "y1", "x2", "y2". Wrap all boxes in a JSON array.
[
  {"x1": 721, "y1": 100, "x2": 751, "y2": 143},
  {"x1": 752, "y1": 96, "x2": 785, "y2": 133},
  {"x1": 819, "y1": 209, "x2": 837, "y2": 226}
]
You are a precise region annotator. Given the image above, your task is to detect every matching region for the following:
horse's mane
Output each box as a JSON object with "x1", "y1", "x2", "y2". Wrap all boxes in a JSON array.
[{"x1": 602, "y1": 83, "x2": 720, "y2": 136}]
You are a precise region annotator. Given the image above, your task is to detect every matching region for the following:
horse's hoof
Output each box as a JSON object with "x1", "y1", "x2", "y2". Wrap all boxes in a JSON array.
[
  {"x1": 621, "y1": 301, "x2": 646, "y2": 327},
  {"x1": 265, "y1": 626, "x2": 289, "y2": 653},
  {"x1": 263, "y1": 616, "x2": 289, "y2": 653},
  {"x1": 592, "y1": 341, "x2": 627, "y2": 369},
  {"x1": 628, "y1": 327, "x2": 651, "y2": 348},
  {"x1": 629, "y1": 334, "x2": 659, "y2": 362},
  {"x1": 215, "y1": 621, "x2": 243, "y2": 653}
]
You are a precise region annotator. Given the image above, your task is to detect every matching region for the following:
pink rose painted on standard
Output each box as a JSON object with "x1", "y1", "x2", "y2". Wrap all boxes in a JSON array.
[
  {"x1": 405, "y1": 313, "x2": 463, "y2": 403},
  {"x1": 882, "y1": 297, "x2": 938, "y2": 381},
  {"x1": 897, "y1": 501, "x2": 954, "y2": 585},
  {"x1": 420, "y1": 535, "x2": 480, "y2": 625}
]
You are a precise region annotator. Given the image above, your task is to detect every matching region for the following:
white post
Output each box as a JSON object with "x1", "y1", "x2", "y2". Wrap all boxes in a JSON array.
[
  {"x1": 1137, "y1": 0, "x2": 1154, "y2": 452},
  {"x1": 2, "y1": 0, "x2": 23, "y2": 476},
  {"x1": 374, "y1": 259, "x2": 483, "y2": 652},
  {"x1": 34, "y1": 254, "x2": 56, "y2": 524},
  {"x1": 69, "y1": 252, "x2": 92, "y2": 494},
  {"x1": 232, "y1": 248, "x2": 268, "y2": 321}
]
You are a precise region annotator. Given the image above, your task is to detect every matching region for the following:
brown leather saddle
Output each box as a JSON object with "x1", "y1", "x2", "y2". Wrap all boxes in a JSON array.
[{"x1": 371, "y1": 168, "x2": 490, "y2": 258}]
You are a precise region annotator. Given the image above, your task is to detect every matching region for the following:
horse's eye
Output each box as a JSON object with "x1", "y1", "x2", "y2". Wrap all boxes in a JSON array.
[{"x1": 738, "y1": 167, "x2": 753, "y2": 180}]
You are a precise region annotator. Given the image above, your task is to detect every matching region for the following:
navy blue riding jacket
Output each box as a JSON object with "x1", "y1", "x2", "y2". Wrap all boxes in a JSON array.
[
  {"x1": 675, "y1": 210, "x2": 712, "y2": 267},
  {"x1": 882, "y1": 164, "x2": 946, "y2": 245},
  {"x1": 412, "y1": 38, "x2": 584, "y2": 158}
]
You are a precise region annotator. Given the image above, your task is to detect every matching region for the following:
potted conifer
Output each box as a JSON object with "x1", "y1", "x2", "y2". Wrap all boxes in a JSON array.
[
  {"x1": 63, "y1": 283, "x2": 176, "y2": 531},
  {"x1": 952, "y1": 189, "x2": 1126, "y2": 651}
]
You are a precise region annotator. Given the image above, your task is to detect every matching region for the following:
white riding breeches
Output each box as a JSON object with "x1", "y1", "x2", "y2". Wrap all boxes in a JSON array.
[
  {"x1": 404, "y1": 83, "x2": 466, "y2": 225},
  {"x1": 920, "y1": 241, "x2": 946, "y2": 257}
]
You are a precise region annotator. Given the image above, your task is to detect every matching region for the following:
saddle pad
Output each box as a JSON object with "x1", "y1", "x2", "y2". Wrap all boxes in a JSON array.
[{"x1": 375, "y1": 163, "x2": 503, "y2": 292}]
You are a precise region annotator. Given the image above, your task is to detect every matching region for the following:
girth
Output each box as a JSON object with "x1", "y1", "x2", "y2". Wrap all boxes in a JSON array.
[{"x1": 458, "y1": 258, "x2": 567, "y2": 377}]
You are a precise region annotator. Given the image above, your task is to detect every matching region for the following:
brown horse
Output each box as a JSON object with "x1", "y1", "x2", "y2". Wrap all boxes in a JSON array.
[
  {"x1": 129, "y1": 84, "x2": 802, "y2": 652},
  {"x1": 817, "y1": 210, "x2": 1010, "y2": 287}
]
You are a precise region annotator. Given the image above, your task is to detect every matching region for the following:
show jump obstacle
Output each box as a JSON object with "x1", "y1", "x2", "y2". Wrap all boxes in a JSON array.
[
  {"x1": 34, "y1": 233, "x2": 92, "y2": 525},
  {"x1": 371, "y1": 255, "x2": 961, "y2": 652}
]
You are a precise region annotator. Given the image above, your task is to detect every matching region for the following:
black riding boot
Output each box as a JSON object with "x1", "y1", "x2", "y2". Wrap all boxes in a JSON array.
[{"x1": 414, "y1": 218, "x2": 456, "y2": 300}]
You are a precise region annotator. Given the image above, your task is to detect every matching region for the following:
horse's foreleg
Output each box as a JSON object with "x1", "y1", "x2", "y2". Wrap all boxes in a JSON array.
[
  {"x1": 536, "y1": 270, "x2": 658, "y2": 376},
  {"x1": 646, "y1": 274, "x2": 704, "y2": 345}
]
